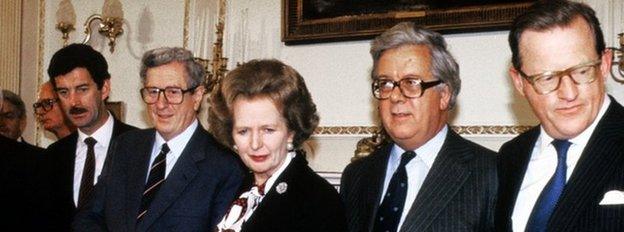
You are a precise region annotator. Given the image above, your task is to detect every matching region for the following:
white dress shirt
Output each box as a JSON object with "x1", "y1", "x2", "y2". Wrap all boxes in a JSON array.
[
  {"x1": 73, "y1": 112, "x2": 114, "y2": 205},
  {"x1": 381, "y1": 125, "x2": 447, "y2": 230},
  {"x1": 148, "y1": 119, "x2": 198, "y2": 179},
  {"x1": 512, "y1": 95, "x2": 610, "y2": 231}
]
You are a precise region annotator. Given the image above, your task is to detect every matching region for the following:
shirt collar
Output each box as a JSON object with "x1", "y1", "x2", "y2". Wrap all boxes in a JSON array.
[
  {"x1": 77, "y1": 112, "x2": 113, "y2": 147},
  {"x1": 390, "y1": 125, "x2": 448, "y2": 168},
  {"x1": 263, "y1": 151, "x2": 295, "y2": 194},
  {"x1": 154, "y1": 119, "x2": 199, "y2": 156},
  {"x1": 538, "y1": 94, "x2": 610, "y2": 152}
]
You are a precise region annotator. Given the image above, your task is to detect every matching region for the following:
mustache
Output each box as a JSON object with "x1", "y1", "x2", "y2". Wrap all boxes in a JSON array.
[{"x1": 69, "y1": 107, "x2": 88, "y2": 115}]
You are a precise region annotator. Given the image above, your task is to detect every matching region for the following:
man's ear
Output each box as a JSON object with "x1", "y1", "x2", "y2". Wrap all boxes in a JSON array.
[
  {"x1": 101, "y1": 79, "x2": 111, "y2": 100},
  {"x1": 599, "y1": 49, "x2": 613, "y2": 81},
  {"x1": 192, "y1": 85, "x2": 205, "y2": 110},
  {"x1": 510, "y1": 67, "x2": 526, "y2": 97},
  {"x1": 438, "y1": 84, "x2": 451, "y2": 111}
]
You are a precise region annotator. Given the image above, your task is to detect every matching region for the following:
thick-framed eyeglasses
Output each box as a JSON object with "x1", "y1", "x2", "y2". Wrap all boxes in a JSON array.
[
  {"x1": 140, "y1": 86, "x2": 197, "y2": 105},
  {"x1": 372, "y1": 78, "x2": 443, "y2": 100},
  {"x1": 518, "y1": 59, "x2": 602, "y2": 95},
  {"x1": 33, "y1": 98, "x2": 58, "y2": 115}
]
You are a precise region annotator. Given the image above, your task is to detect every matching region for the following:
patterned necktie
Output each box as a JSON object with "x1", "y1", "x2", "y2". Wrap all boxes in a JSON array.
[
  {"x1": 78, "y1": 137, "x2": 97, "y2": 208},
  {"x1": 373, "y1": 151, "x2": 416, "y2": 232},
  {"x1": 526, "y1": 139, "x2": 571, "y2": 232},
  {"x1": 137, "y1": 143, "x2": 170, "y2": 221}
]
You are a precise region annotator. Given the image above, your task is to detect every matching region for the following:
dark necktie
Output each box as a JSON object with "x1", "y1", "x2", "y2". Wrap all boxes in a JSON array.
[
  {"x1": 526, "y1": 139, "x2": 571, "y2": 232},
  {"x1": 78, "y1": 137, "x2": 97, "y2": 208},
  {"x1": 137, "y1": 143, "x2": 170, "y2": 221},
  {"x1": 373, "y1": 151, "x2": 416, "y2": 232}
]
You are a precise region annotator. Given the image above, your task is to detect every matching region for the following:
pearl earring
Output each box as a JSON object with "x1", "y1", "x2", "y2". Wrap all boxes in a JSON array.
[
  {"x1": 287, "y1": 142, "x2": 294, "y2": 151},
  {"x1": 233, "y1": 145, "x2": 238, "y2": 151}
]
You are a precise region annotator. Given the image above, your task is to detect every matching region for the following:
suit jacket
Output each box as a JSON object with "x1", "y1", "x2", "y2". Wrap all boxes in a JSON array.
[
  {"x1": 42, "y1": 117, "x2": 137, "y2": 231},
  {"x1": 73, "y1": 125, "x2": 244, "y2": 232},
  {"x1": 238, "y1": 152, "x2": 347, "y2": 232},
  {"x1": 495, "y1": 97, "x2": 624, "y2": 231},
  {"x1": 341, "y1": 128, "x2": 497, "y2": 232},
  {"x1": 0, "y1": 135, "x2": 45, "y2": 230}
]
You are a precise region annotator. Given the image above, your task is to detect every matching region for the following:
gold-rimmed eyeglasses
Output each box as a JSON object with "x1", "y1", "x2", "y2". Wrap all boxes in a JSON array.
[
  {"x1": 518, "y1": 59, "x2": 602, "y2": 95},
  {"x1": 33, "y1": 98, "x2": 59, "y2": 115},
  {"x1": 372, "y1": 78, "x2": 442, "y2": 100},
  {"x1": 140, "y1": 86, "x2": 197, "y2": 105}
]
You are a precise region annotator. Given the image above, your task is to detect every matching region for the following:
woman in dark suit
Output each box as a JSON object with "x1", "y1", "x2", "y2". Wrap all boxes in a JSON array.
[{"x1": 209, "y1": 59, "x2": 346, "y2": 232}]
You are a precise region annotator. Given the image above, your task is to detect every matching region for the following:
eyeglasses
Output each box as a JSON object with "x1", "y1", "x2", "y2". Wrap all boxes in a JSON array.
[
  {"x1": 140, "y1": 86, "x2": 197, "y2": 105},
  {"x1": 518, "y1": 59, "x2": 602, "y2": 95},
  {"x1": 33, "y1": 98, "x2": 58, "y2": 115},
  {"x1": 372, "y1": 78, "x2": 442, "y2": 100}
]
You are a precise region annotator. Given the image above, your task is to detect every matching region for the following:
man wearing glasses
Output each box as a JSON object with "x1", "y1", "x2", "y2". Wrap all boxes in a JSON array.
[
  {"x1": 496, "y1": 1, "x2": 624, "y2": 231},
  {"x1": 340, "y1": 22, "x2": 497, "y2": 232},
  {"x1": 74, "y1": 47, "x2": 243, "y2": 231},
  {"x1": 43, "y1": 44, "x2": 137, "y2": 230},
  {"x1": 34, "y1": 81, "x2": 75, "y2": 140},
  {"x1": 0, "y1": 90, "x2": 29, "y2": 143}
]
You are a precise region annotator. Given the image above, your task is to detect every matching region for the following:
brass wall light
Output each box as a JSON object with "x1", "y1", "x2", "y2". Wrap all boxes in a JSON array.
[
  {"x1": 609, "y1": 33, "x2": 624, "y2": 83},
  {"x1": 55, "y1": 0, "x2": 124, "y2": 52},
  {"x1": 55, "y1": 0, "x2": 76, "y2": 46}
]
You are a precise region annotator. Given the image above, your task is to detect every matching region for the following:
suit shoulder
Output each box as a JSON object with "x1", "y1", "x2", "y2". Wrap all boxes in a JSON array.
[
  {"x1": 499, "y1": 126, "x2": 540, "y2": 154},
  {"x1": 46, "y1": 133, "x2": 76, "y2": 151}
]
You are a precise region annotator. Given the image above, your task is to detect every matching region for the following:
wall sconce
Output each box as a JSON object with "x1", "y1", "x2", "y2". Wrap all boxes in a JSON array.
[
  {"x1": 55, "y1": 0, "x2": 76, "y2": 46},
  {"x1": 55, "y1": 0, "x2": 124, "y2": 52},
  {"x1": 609, "y1": 33, "x2": 624, "y2": 83}
]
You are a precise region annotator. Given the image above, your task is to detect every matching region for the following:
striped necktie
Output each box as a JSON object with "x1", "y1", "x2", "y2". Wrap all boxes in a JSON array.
[{"x1": 137, "y1": 143, "x2": 170, "y2": 221}]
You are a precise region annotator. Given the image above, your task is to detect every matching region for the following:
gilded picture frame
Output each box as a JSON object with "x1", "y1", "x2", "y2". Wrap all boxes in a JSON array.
[{"x1": 282, "y1": 0, "x2": 535, "y2": 44}]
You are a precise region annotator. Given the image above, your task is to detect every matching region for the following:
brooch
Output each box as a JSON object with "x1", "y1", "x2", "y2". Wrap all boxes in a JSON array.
[{"x1": 276, "y1": 182, "x2": 288, "y2": 194}]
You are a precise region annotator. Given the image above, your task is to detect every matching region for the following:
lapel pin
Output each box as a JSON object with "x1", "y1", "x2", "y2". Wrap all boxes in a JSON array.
[{"x1": 276, "y1": 182, "x2": 288, "y2": 194}]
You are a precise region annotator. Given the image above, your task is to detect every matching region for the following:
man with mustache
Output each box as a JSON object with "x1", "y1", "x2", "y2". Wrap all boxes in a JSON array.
[
  {"x1": 34, "y1": 81, "x2": 76, "y2": 140},
  {"x1": 42, "y1": 43, "x2": 137, "y2": 230}
]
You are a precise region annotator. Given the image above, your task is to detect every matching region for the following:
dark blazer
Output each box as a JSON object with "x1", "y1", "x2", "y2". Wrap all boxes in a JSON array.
[
  {"x1": 73, "y1": 125, "x2": 244, "y2": 232},
  {"x1": 42, "y1": 117, "x2": 137, "y2": 230},
  {"x1": 495, "y1": 97, "x2": 624, "y2": 232},
  {"x1": 237, "y1": 152, "x2": 347, "y2": 232},
  {"x1": 0, "y1": 135, "x2": 45, "y2": 230},
  {"x1": 341, "y1": 128, "x2": 497, "y2": 232}
]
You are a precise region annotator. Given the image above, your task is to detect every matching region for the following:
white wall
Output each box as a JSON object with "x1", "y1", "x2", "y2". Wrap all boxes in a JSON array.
[{"x1": 34, "y1": 0, "x2": 624, "y2": 172}]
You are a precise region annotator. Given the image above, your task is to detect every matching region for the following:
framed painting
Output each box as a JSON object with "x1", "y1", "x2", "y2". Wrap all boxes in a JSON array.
[{"x1": 282, "y1": 0, "x2": 535, "y2": 44}]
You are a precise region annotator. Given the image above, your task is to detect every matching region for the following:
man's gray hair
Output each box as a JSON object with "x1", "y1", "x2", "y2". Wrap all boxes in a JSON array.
[
  {"x1": 140, "y1": 47, "x2": 205, "y2": 88},
  {"x1": 1, "y1": 90, "x2": 26, "y2": 118},
  {"x1": 370, "y1": 22, "x2": 461, "y2": 108}
]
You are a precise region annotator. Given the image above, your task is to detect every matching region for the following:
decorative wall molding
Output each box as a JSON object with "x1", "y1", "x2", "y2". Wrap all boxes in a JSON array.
[
  {"x1": 0, "y1": 0, "x2": 22, "y2": 92},
  {"x1": 314, "y1": 125, "x2": 533, "y2": 136},
  {"x1": 35, "y1": 0, "x2": 46, "y2": 146}
]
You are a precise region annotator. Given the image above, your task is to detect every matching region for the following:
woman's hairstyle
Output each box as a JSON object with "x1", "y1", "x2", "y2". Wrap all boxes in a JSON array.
[{"x1": 208, "y1": 59, "x2": 319, "y2": 149}]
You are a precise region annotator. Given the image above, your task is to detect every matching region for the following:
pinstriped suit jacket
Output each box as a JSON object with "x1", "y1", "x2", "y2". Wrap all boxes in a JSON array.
[
  {"x1": 341, "y1": 128, "x2": 497, "y2": 232},
  {"x1": 495, "y1": 96, "x2": 624, "y2": 232}
]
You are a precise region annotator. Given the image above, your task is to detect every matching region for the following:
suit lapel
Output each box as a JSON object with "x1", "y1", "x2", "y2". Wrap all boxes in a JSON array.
[
  {"x1": 548, "y1": 100, "x2": 624, "y2": 230},
  {"x1": 399, "y1": 130, "x2": 472, "y2": 232},
  {"x1": 125, "y1": 130, "x2": 155, "y2": 230},
  {"x1": 137, "y1": 127, "x2": 205, "y2": 230},
  {"x1": 497, "y1": 127, "x2": 540, "y2": 230},
  {"x1": 365, "y1": 144, "x2": 393, "y2": 232},
  {"x1": 64, "y1": 133, "x2": 79, "y2": 209}
]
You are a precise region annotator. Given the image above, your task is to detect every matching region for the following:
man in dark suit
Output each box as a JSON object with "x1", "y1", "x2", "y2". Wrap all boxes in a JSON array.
[
  {"x1": 0, "y1": 113, "x2": 45, "y2": 230},
  {"x1": 496, "y1": 1, "x2": 624, "y2": 231},
  {"x1": 73, "y1": 47, "x2": 243, "y2": 231},
  {"x1": 340, "y1": 22, "x2": 497, "y2": 232},
  {"x1": 42, "y1": 44, "x2": 137, "y2": 230}
]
